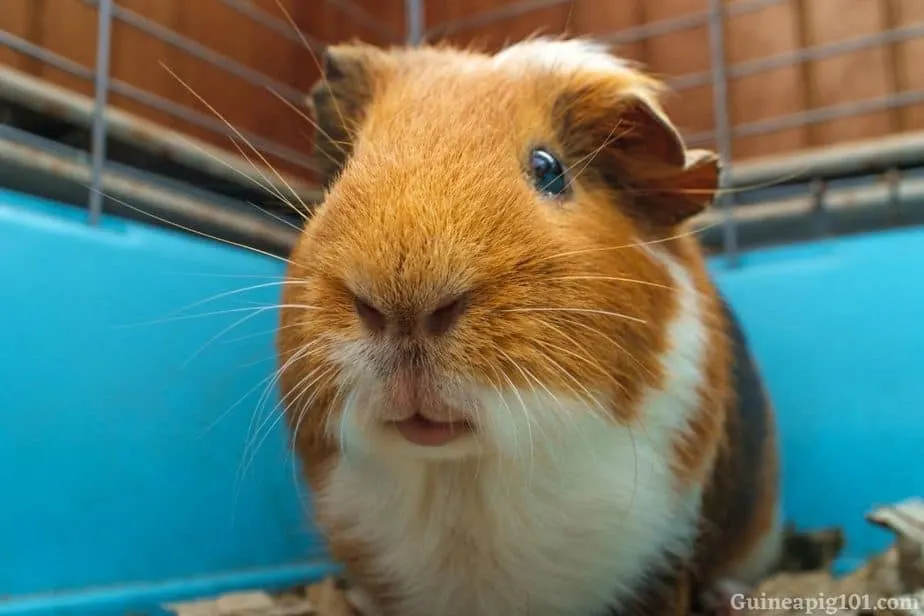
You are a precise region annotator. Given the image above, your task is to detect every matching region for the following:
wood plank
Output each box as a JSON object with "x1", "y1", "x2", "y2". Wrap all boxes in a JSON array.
[
  {"x1": 802, "y1": 0, "x2": 894, "y2": 148},
  {"x1": 571, "y1": 0, "x2": 647, "y2": 64},
  {"x1": 423, "y1": 0, "x2": 464, "y2": 37},
  {"x1": 291, "y1": 0, "x2": 356, "y2": 183},
  {"x1": 347, "y1": 0, "x2": 405, "y2": 45},
  {"x1": 644, "y1": 0, "x2": 710, "y2": 77},
  {"x1": 160, "y1": 0, "x2": 310, "y2": 178},
  {"x1": 892, "y1": 0, "x2": 924, "y2": 131},
  {"x1": 107, "y1": 0, "x2": 184, "y2": 135},
  {"x1": 470, "y1": 3, "x2": 572, "y2": 52},
  {"x1": 642, "y1": 0, "x2": 714, "y2": 146},
  {"x1": 726, "y1": 0, "x2": 808, "y2": 160},
  {"x1": 34, "y1": 0, "x2": 98, "y2": 97},
  {"x1": 0, "y1": 0, "x2": 32, "y2": 72},
  {"x1": 425, "y1": 0, "x2": 570, "y2": 51}
]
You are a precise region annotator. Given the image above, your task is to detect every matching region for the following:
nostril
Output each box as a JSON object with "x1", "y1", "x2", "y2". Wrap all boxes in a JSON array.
[
  {"x1": 425, "y1": 292, "x2": 471, "y2": 336},
  {"x1": 354, "y1": 295, "x2": 386, "y2": 333}
]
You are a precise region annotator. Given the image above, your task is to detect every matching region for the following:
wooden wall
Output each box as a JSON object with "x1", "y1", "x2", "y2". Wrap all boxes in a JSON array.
[{"x1": 0, "y1": 0, "x2": 921, "y2": 188}]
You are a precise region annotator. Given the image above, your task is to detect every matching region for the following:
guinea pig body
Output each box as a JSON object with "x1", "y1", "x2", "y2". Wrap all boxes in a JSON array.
[{"x1": 278, "y1": 39, "x2": 781, "y2": 616}]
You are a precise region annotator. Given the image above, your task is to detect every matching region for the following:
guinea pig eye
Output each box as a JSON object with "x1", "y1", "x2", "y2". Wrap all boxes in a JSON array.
[{"x1": 529, "y1": 148, "x2": 568, "y2": 197}]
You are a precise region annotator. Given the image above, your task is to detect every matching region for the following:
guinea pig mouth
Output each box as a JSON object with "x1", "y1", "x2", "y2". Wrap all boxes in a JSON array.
[{"x1": 387, "y1": 414, "x2": 475, "y2": 447}]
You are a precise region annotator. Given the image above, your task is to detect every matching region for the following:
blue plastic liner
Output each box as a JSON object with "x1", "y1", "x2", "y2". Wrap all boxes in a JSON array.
[{"x1": 1, "y1": 188, "x2": 921, "y2": 614}]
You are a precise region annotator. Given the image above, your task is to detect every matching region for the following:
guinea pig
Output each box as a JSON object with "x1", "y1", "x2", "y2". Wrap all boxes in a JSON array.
[{"x1": 277, "y1": 37, "x2": 782, "y2": 616}]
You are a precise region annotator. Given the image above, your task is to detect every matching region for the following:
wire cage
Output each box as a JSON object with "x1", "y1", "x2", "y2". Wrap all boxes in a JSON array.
[
  {"x1": 1, "y1": 0, "x2": 923, "y2": 264},
  {"x1": 2, "y1": 2, "x2": 924, "y2": 614}
]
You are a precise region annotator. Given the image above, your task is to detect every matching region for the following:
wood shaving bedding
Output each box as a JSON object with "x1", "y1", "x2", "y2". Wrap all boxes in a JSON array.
[{"x1": 164, "y1": 499, "x2": 924, "y2": 616}]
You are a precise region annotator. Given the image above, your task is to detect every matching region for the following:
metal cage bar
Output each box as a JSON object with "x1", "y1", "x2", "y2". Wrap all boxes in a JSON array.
[
  {"x1": 87, "y1": 0, "x2": 113, "y2": 225},
  {"x1": 407, "y1": 0, "x2": 425, "y2": 45},
  {"x1": 707, "y1": 0, "x2": 738, "y2": 264}
]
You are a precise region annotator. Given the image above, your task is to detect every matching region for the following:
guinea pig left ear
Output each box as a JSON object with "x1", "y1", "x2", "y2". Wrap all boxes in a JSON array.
[
  {"x1": 564, "y1": 87, "x2": 721, "y2": 228},
  {"x1": 308, "y1": 44, "x2": 389, "y2": 186}
]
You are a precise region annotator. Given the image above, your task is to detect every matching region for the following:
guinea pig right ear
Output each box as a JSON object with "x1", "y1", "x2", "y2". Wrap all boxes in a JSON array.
[
  {"x1": 557, "y1": 77, "x2": 721, "y2": 230},
  {"x1": 308, "y1": 44, "x2": 389, "y2": 187}
]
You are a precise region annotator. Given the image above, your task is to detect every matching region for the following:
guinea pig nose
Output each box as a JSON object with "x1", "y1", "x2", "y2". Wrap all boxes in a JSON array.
[
  {"x1": 353, "y1": 295, "x2": 387, "y2": 334},
  {"x1": 425, "y1": 292, "x2": 470, "y2": 336}
]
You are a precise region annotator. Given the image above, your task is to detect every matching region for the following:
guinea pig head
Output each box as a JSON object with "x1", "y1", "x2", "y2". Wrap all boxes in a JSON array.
[{"x1": 278, "y1": 39, "x2": 719, "y2": 464}]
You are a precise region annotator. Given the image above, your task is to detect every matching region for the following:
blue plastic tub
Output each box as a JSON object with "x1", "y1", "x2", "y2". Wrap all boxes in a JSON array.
[{"x1": 2, "y1": 187, "x2": 922, "y2": 615}]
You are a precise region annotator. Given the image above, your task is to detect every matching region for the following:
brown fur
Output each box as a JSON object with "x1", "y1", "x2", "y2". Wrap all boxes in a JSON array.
[{"x1": 277, "y1": 40, "x2": 780, "y2": 615}]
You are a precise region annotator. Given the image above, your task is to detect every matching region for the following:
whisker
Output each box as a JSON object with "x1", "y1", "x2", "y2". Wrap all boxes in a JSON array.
[
  {"x1": 622, "y1": 424, "x2": 642, "y2": 524},
  {"x1": 540, "y1": 124, "x2": 630, "y2": 195},
  {"x1": 336, "y1": 388, "x2": 360, "y2": 462},
  {"x1": 498, "y1": 347, "x2": 560, "y2": 423},
  {"x1": 219, "y1": 320, "x2": 306, "y2": 346},
  {"x1": 272, "y1": 0, "x2": 352, "y2": 142},
  {"x1": 499, "y1": 340, "x2": 608, "y2": 488},
  {"x1": 484, "y1": 369, "x2": 515, "y2": 479},
  {"x1": 159, "y1": 123, "x2": 308, "y2": 223},
  {"x1": 297, "y1": 125, "x2": 352, "y2": 149},
  {"x1": 243, "y1": 343, "x2": 316, "y2": 458},
  {"x1": 84, "y1": 184, "x2": 300, "y2": 268},
  {"x1": 251, "y1": 341, "x2": 326, "y2": 438},
  {"x1": 227, "y1": 136, "x2": 310, "y2": 221},
  {"x1": 265, "y1": 86, "x2": 348, "y2": 160},
  {"x1": 197, "y1": 353, "x2": 297, "y2": 438},
  {"x1": 563, "y1": 126, "x2": 633, "y2": 192},
  {"x1": 230, "y1": 342, "x2": 318, "y2": 512},
  {"x1": 562, "y1": 318, "x2": 656, "y2": 381},
  {"x1": 629, "y1": 165, "x2": 817, "y2": 198},
  {"x1": 236, "y1": 362, "x2": 329, "y2": 515},
  {"x1": 160, "y1": 62, "x2": 313, "y2": 218},
  {"x1": 244, "y1": 362, "x2": 334, "y2": 479},
  {"x1": 492, "y1": 355, "x2": 534, "y2": 480},
  {"x1": 540, "y1": 322, "x2": 630, "y2": 396},
  {"x1": 241, "y1": 344, "x2": 328, "y2": 477},
  {"x1": 510, "y1": 351, "x2": 605, "y2": 487},
  {"x1": 288, "y1": 368, "x2": 341, "y2": 513},
  {"x1": 500, "y1": 307, "x2": 646, "y2": 325},
  {"x1": 536, "y1": 220, "x2": 720, "y2": 264},
  {"x1": 535, "y1": 344, "x2": 606, "y2": 413},
  {"x1": 179, "y1": 307, "x2": 270, "y2": 370},
  {"x1": 495, "y1": 348, "x2": 575, "y2": 481},
  {"x1": 289, "y1": 441, "x2": 312, "y2": 515},
  {"x1": 153, "y1": 279, "x2": 306, "y2": 324},
  {"x1": 234, "y1": 353, "x2": 281, "y2": 370},
  {"x1": 245, "y1": 200, "x2": 303, "y2": 231},
  {"x1": 116, "y1": 303, "x2": 319, "y2": 329},
  {"x1": 564, "y1": 0, "x2": 576, "y2": 34},
  {"x1": 290, "y1": 367, "x2": 337, "y2": 446},
  {"x1": 169, "y1": 271, "x2": 285, "y2": 281},
  {"x1": 544, "y1": 275, "x2": 672, "y2": 290}
]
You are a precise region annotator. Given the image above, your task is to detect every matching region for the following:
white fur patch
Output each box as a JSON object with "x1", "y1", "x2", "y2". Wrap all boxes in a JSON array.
[
  {"x1": 491, "y1": 37, "x2": 679, "y2": 147},
  {"x1": 638, "y1": 243, "x2": 710, "y2": 442},
  {"x1": 493, "y1": 37, "x2": 634, "y2": 76},
  {"x1": 317, "y1": 246, "x2": 710, "y2": 616}
]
